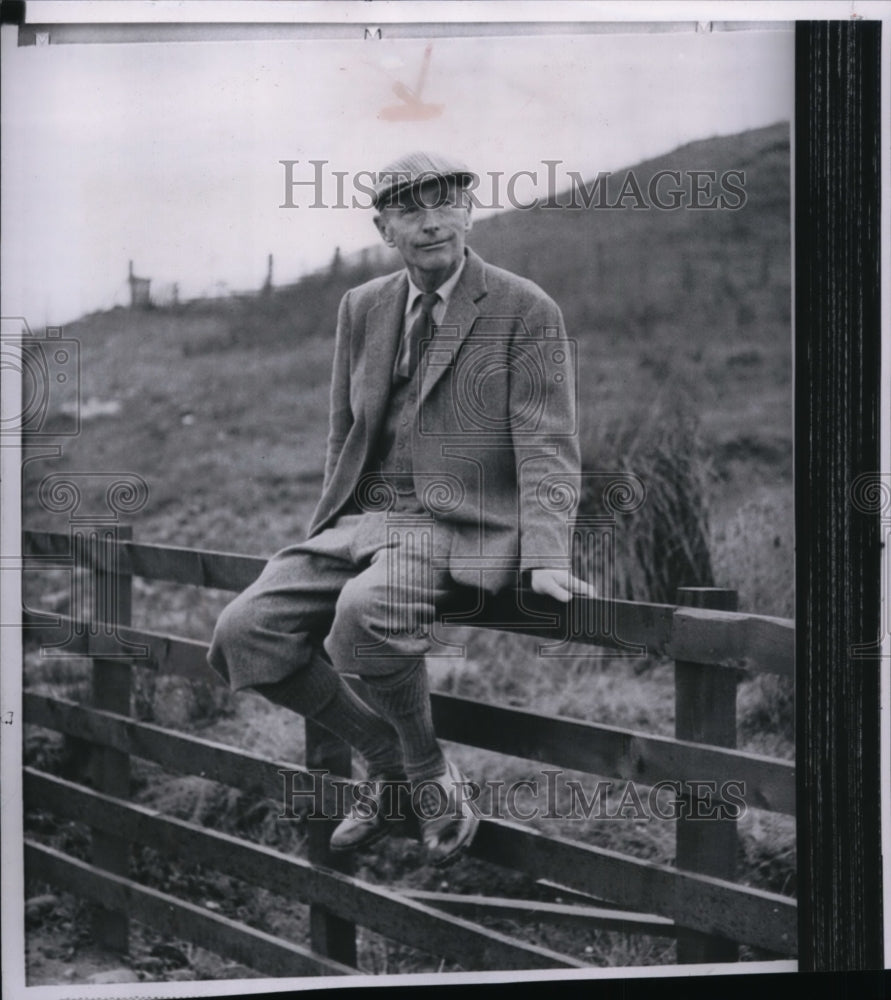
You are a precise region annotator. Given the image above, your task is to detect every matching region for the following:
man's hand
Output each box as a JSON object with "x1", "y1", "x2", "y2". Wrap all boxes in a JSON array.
[{"x1": 529, "y1": 568, "x2": 597, "y2": 603}]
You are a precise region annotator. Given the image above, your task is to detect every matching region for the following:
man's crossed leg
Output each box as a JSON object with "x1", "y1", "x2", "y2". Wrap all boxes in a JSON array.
[{"x1": 207, "y1": 508, "x2": 479, "y2": 865}]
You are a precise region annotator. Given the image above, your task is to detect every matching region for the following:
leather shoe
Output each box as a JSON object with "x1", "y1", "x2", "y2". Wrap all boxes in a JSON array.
[
  {"x1": 413, "y1": 759, "x2": 480, "y2": 866},
  {"x1": 329, "y1": 776, "x2": 405, "y2": 853}
]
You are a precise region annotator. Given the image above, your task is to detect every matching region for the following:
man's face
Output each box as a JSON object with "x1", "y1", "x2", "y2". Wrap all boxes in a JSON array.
[{"x1": 374, "y1": 177, "x2": 473, "y2": 287}]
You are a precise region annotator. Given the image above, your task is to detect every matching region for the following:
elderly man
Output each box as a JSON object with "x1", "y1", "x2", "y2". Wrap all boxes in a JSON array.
[{"x1": 208, "y1": 152, "x2": 591, "y2": 866}]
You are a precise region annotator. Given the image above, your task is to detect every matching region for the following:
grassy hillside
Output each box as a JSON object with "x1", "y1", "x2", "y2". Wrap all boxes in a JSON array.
[{"x1": 24, "y1": 121, "x2": 791, "y2": 607}]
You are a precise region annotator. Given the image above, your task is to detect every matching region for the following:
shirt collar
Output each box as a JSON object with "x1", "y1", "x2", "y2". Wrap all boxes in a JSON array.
[{"x1": 404, "y1": 252, "x2": 467, "y2": 314}]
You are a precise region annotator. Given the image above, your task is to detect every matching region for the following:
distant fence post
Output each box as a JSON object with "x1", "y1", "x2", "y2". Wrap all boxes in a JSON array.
[
  {"x1": 90, "y1": 524, "x2": 133, "y2": 952},
  {"x1": 674, "y1": 586, "x2": 739, "y2": 964},
  {"x1": 304, "y1": 719, "x2": 357, "y2": 967}
]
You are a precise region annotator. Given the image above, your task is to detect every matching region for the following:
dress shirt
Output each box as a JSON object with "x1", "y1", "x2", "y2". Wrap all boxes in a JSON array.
[{"x1": 395, "y1": 254, "x2": 466, "y2": 375}]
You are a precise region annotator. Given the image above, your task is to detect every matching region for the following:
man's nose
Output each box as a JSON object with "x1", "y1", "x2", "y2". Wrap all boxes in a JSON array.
[{"x1": 420, "y1": 209, "x2": 443, "y2": 232}]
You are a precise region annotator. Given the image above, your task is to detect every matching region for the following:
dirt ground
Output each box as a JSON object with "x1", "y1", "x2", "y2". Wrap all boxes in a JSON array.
[{"x1": 24, "y1": 891, "x2": 262, "y2": 986}]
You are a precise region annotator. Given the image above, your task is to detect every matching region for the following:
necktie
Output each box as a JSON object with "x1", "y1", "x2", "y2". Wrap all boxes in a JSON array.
[{"x1": 404, "y1": 291, "x2": 439, "y2": 378}]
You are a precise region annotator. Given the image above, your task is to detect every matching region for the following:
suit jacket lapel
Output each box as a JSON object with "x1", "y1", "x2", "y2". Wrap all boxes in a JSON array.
[
  {"x1": 419, "y1": 248, "x2": 488, "y2": 404},
  {"x1": 363, "y1": 272, "x2": 408, "y2": 454}
]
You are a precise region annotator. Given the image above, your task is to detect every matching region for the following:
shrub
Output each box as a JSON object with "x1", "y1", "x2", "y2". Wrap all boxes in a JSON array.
[{"x1": 576, "y1": 403, "x2": 715, "y2": 604}]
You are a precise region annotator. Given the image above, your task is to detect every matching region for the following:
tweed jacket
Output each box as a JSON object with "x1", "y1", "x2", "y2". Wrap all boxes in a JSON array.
[{"x1": 307, "y1": 248, "x2": 580, "y2": 593}]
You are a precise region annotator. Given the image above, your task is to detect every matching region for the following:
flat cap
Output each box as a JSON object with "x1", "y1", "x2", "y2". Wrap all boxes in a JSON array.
[{"x1": 373, "y1": 151, "x2": 476, "y2": 209}]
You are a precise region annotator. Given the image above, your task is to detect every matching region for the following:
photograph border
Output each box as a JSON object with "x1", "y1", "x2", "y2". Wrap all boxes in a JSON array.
[{"x1": 0, "y1": 1, "x2": 888, "y2": 995}]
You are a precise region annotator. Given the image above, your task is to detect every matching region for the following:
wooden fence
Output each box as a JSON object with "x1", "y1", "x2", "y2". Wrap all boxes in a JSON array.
[{"x1": 21, "y1": 527, "x2": 797, "y2": 976}]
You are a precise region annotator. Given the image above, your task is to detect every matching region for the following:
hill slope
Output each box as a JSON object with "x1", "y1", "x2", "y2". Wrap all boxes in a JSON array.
[{"x1": 25, "y1": 123, "x2": 791, "y2": 574}]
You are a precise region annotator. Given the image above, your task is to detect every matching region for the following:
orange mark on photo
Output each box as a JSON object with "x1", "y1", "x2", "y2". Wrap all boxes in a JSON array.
[{"x1": 378, "y1": 44, "x2": 444, "y2": 122}]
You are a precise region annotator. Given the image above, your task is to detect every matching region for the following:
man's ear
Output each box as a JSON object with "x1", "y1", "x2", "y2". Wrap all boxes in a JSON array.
[
  {"x1": 464, "y1": 203, "x2": 473, "y2": 234},
  {"x1": 374, "y1": 213, "x2": 395, "y2": 247}
]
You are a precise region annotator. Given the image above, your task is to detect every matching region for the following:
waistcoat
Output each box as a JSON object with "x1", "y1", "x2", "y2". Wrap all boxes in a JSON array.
[{"x1": 374, "y1": 368, "x2": 422, "y2": 505}]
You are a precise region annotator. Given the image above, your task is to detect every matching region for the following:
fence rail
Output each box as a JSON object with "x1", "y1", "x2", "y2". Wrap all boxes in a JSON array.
[
  {"x1": 21, "y1": 528, "x2": 797, "y2": 976},
  {"x1": 24, "y1": 772, "x2": 585, "y2": 972},
  {"x1": 21, "y1": 696, "x2": 797, "y2": 952},
  {"x1": 23, "y1": 530, "x2": 794, "y2": 674},
  {"x1": 24, "y1": 841, "x2": 357, "y2": 978},
  {"x1": 22, "y1": 650, "x2": 795, "y2": 816}
]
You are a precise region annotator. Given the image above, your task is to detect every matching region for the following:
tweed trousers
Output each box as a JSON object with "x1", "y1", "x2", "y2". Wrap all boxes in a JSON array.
[{"x1": 207, "y1": 506, "x2": 456, "y2": 708}]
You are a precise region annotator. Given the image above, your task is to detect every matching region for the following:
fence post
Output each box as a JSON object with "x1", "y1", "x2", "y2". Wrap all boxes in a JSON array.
[
  {"x1": 90, "y1": 524, "x2": 133, "y2": 953},
  {"x1": 674, "y1": 586, "x2": 739, "y2": 964},
  {"x1": 304, "y1": 719, "x2": 357, "y2": 967}
]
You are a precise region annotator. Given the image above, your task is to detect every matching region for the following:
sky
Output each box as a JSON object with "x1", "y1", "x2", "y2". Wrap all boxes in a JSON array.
[{"x1": 1, "y1": 21, "x2": 794, "y2": 325}]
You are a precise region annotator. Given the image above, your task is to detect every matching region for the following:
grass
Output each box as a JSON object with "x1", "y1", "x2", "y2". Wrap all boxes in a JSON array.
[
  {"x1": 575, "y1": 402, "x2": 716, "y2": 604},
  {"x1": 711, "y1": 485, "x2": 795, "y2": 619}
]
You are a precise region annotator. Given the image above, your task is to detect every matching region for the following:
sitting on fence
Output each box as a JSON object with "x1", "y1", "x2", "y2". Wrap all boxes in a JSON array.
[{"x1": 206, "y1": 150, "x2": 593, "y2": 869}]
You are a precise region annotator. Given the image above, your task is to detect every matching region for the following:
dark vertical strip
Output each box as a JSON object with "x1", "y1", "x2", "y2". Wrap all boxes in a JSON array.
[
  {"x1": 304, "y1": 719, "x2": 358, "y2": 967},
  {"x1": 795, "y1": 21, "x2": 883, "y2": 971}
]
